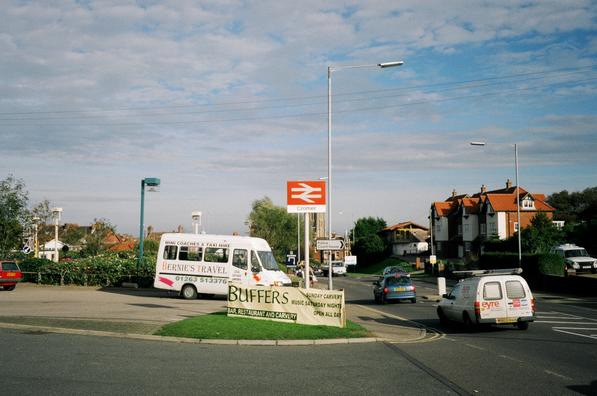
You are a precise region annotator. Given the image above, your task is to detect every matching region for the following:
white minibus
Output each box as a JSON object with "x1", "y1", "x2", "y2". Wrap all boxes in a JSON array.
[{"x1": 154, "y1": 233, "x2": 292, "y2": 299}]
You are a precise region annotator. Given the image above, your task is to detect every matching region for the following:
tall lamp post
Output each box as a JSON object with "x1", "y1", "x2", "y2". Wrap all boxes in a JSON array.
[
  {"x1": 51, "y1": 208, "x2": 62, "y2": 263},
  {"x1": 192, "y1": 211, "x2": 202, "y2": 234},
  {"x1": 327, "y1": 60, "x2": 404, "y2": 290},
  {"x1": 138, "y1": 177, "x2": 160, "y2": 277},
  {"x1": 470, "y1": 142, "x2": 521, "y2": 267}
]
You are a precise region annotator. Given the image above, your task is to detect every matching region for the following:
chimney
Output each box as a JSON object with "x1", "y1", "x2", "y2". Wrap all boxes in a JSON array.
[
  {"x1": 481, "y1": 184, "x2": 487, "y2": 194},
  {"x1": 506, "y1": 179, "x2": 512, "y2": 189},
  {"x1": 452, "y1": 189, "x2": 457, "y2": 198}
]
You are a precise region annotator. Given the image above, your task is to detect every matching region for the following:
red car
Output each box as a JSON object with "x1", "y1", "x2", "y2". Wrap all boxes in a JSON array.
[{"x1": 0, "y1": 261, "x2": 22, "y2": 291}]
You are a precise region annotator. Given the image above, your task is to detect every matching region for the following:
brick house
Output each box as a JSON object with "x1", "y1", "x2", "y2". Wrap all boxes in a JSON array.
[
  {"x1": 380, "y1": 221, "x2": 429, "y2": 256},
  {"x1": 430, "y1": 180, "x2": 556, "y2": 259}
]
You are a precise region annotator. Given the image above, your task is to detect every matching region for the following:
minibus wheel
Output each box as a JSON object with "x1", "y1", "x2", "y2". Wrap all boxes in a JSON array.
[{"x1": 181, "y1": 284, "x2": 198, "y2": 300}]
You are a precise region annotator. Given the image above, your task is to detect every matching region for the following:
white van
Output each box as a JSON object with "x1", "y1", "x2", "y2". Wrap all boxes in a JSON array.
[
  {"x1": 154, "y1": 233, "x2": 292, "y2": 299},
  {"x1": 437, "y1": 268, "x2": 535, "y2": 330}
]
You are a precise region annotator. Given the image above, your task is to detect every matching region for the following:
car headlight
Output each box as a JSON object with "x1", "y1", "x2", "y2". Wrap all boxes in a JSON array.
[{"x1": 572, "y1": 263, "x2": 580, "y2": 269}]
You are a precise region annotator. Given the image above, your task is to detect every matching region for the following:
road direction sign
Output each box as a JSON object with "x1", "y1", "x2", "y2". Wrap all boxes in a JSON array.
[
  {"x1": 287, "y1": 180, "x2": 326, "y2": 213},
  {"x1": 316, "y1": 239, "x2": 345, "y2": 251}
]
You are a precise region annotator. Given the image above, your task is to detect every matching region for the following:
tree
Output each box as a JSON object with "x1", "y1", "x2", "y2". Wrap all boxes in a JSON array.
[
  {"x1": 0, "y1": 175, "x2": 30, "y2": 256},
  {"x1": 79, "y1": 219, "x2": 117, "y2": 257},
  {"x1": 520, "y1": 212, "x2": 564, "y2": 254},
  {"x1": 247, "y1": 197, "x2": 298, "y2": 262},
  {"x1": 351, "y1": 217, "x2": 388, "y2": 266}
]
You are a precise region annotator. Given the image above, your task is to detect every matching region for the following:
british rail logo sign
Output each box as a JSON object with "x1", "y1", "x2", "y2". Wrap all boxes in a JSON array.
[{"x1": 287, "y1": 180, "x2": 326, "y2": 213}]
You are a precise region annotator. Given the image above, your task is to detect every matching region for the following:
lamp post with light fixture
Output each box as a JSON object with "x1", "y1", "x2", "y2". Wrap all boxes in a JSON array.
[
  {"x1": 470, "y1": 141, "x2": 521, "y2": 267},
  {"x1": 327, "y1": 60, "x2": 404, "y2": 290},
  {"x1": 138, "y1": 177, "x2": 160, "y2": 276}
]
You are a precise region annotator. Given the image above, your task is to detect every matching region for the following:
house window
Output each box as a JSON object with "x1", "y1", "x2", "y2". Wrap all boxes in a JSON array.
[
  {"x1": 464, "y1": 224, "x2": 470, "y2": 234},
  {"x1": 514, "y1": 222, "x2": 519, "y2": 232},
  {"x1": 521, "y1": 198, "x2": 535, "y2": 210},
  {"x1": 488, "y1": 223, "x2": 497, "y2": 236},
  {"x1": 457, "y1": 225, "x2": 462, "y2": 236},
  {"x1": 480, "y1": 224, "x2": 487, "y2": 235}
]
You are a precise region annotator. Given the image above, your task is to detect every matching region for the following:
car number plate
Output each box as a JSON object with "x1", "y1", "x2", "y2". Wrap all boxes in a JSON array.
[
  {"x1": 582, "y1": 266, "x2": 590, "y2": 269},
  {"x1": 496, "y1": 317, "x2": 517, "y2": 324},
  {"x1": 394, "y1": 287, "x2": 406, "y2": 292}
]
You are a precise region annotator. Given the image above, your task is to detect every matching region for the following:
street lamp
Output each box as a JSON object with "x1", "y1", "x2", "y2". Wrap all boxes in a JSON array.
[
  {"x1": 191, "y1": 211, "x2": 202, "y2": 234},
  {"x1": 32, "y1": 216, "x2": 40, "y2": 258},
  {"x1": 470, "y1": 142, "x2": 522, "y2": 267},
  {"x1": 138, "y1": 177, "x2": 160, "y2": 277},
  {"x1": 51, "y1": 208, "x2": 62, "y2": 263},
  {"x1": 327, "y1": 60, "x2": 404, "y2": 290}
]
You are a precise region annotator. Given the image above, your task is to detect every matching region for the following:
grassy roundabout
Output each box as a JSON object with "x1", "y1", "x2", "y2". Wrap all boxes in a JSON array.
[{"x1": 154, "y1": 311, "x2": 371, "y2": 340}]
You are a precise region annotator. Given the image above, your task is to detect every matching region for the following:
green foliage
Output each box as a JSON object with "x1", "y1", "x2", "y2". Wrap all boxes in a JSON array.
[
  {"x1": 479, "y1": 252, "x2": 563, "y2": 278},
  {"x1": 352, "y1": 217, "x2": 388, "y2": 267},
  {"x1": 79, "y1": 219, "x2": 116, "y2": 257},
  {"x1": 18, "y1": 253, "x2": 156, "y2": 287},
  {"x1": 520, "y1": 212, "x2": 564, "y2": 253},
  {"x1": 538, "y1": 253, "x2": 565, "y2": 276},
  {"x1": 548, "y1": 187, "x2": 597, "y2": 224},
  {"x1": 247, "y1": 197, "x2": 299, "y2": 262},
  {"x1": 0, "y1": 175, "x2": 30, "y2": 256}
]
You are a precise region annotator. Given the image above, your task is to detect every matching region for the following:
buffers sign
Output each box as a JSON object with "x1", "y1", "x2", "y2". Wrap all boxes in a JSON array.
[{"x1": 227, "y1": 283, "x2": 346, "y2": 328}]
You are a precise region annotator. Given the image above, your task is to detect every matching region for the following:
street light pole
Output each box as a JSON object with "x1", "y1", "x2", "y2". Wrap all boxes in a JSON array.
[
  {"x1": 138, "y1": 177, "x2": 160, "y2": 278},
  {"x1": 327, "y1": 60, "x2": 404, "y2": 290},
  {"x1": 470, "y1": 142, "x2": 522, "y2": 268},
  {"x1": 51, "y1": 208, "x2": 62, "y2": 263}
]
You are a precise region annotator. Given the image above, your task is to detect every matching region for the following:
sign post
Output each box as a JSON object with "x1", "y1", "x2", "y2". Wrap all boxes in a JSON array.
[{"x1": 287, "y1": 181, "x2": 326, "y2": 290}]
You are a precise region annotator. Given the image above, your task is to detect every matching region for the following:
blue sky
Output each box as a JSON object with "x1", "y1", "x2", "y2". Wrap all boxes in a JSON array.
[{"x1": 1, "y1": 1, "x2": 596, "y2": 236}]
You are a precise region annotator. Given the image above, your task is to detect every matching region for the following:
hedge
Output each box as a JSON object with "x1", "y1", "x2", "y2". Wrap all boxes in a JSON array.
[
  {"x1": 479, "y1": 252, "x2": 564, "y2": 279},
  {"x1": 18, "y1": 252, "x2": 156, "y2": 287}
]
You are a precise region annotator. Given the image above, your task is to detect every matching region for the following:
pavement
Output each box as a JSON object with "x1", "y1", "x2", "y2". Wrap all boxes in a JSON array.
[{"x1": 0, "y1": 280, "x2": 446, "y2": 346}]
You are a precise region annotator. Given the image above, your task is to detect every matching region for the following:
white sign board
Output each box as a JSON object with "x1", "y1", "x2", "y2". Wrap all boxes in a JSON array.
[
  {"x1": 316, "y1": 239, "x2": 345, "y2": 251},
  {"x1": 227, "y1": 283, "x2": 345, "y2": 328},
  {"x1": 344, "y1": 255, "x2": 357, "y2": 266}
]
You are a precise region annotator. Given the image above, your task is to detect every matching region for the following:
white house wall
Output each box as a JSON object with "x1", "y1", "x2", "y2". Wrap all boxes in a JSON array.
[
  {"x1": 497, "y1": 212, "x2": 507, "y2": 240},
  {"x1": 462, "y1": 215, "x2": 479, "y2": 242},
  {"x1": 434, "y1": 217, "x2": 449, "y2": 241}
]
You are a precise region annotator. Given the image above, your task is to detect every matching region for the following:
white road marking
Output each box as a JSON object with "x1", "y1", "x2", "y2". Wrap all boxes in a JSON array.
[
  {"x1": 544, "y1": 370, "x2": 573, "y2": 381},
  {"x1": 534, "y1": 311, "x2": 597, "y2": 341}
]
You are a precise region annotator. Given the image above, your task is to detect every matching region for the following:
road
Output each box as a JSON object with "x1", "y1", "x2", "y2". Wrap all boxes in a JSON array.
[
  {"x1": 333, "y1": 276, "x2": 597, "y2": 395},
  {"x1": 1, "y1": 280, "x2": 596, "y2": 395}
]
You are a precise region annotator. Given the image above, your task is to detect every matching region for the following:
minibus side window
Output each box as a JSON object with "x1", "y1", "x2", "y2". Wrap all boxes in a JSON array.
[
  {"x1": 483, "y1": 281, "x2": 503, "y2": 300},
  {"x1": 204, "y1": 247, "x2": 229, "y2": 263},
  {"x1": 179, "y1": 246, "x2": 202, "y2": 261},
  {"x1": 251, "y1": 251, "x2": 261, "y2": 273},
  {"x1": 163, "y1": 245, "x2": 178, "y2": 260},
  {"x1": 233, "y1": 249, "x2": 248, "y2": 270}
]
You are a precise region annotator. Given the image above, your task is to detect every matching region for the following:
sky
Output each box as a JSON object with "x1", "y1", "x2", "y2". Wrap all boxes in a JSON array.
[{"x1": 1, "y1": 0, "x2": 596, "y2": 237}]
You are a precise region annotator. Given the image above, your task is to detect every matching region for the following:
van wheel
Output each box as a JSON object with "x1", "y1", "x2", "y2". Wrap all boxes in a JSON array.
[
  {"x1": 463, "y1": 313, "x2": 476, "y2": 331},
  {"x1": 181, "y1": 284, "x2": 197, "y2": 300},
  {"x1": 517, "y1": 321, "x2": 529, "y2": 330},
  {"x1": 3, "y1": 285, "x2": 16, "y2": 291},
  {"x1": 411, "y1": 298, "x2": 416, "y2": 304}
]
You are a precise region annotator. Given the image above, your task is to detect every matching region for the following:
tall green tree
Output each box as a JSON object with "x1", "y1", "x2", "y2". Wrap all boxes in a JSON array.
[
  {"x1": 520, "y1": 212, "x2": 564, "y2": 254},
  {"x1": 351, "y1": 217, "x2": 388, "y2": 266},
  {"x1": 79, "y1": 219, "x2": 116, "y2": 257},
  {"x1": 0, "y1": 175, "x2": 30, "y2": 256},
  {"x1": 247, "y1": 197, "x2": 299, "y2": 262}
]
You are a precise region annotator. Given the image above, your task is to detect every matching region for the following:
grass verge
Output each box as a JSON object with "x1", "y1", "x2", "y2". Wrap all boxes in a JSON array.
[{"x1": 154, "y1": 311, "x2": 372, "y2": 340}]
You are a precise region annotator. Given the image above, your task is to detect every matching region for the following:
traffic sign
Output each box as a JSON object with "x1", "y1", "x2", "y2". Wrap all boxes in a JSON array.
[
  {"x1": 287, "y1": 180, "x2": 326, "y2": 213},
  {"x1": 316, "y1": 239, "x2": 345, "y2": 251}
]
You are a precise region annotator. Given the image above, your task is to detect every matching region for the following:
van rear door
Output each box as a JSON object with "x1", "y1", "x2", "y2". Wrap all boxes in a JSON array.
[
  {"x1": 479, "y1": 280, "x2": 508, "y2": 322},
  {"x1": 504, "y1": 279, "x2": 533, "y2": 320}
]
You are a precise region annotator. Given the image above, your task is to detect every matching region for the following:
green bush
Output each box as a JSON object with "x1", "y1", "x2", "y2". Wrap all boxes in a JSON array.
[
  {"x1": 479, "y1": 252, "x2": 563, "y2": 278},
  {"x1": 537, "y1": 253, "x2": 564, "y2": 276},
  {"x1": 17, "y1": 253, "x2": 156, "y2": 287}
]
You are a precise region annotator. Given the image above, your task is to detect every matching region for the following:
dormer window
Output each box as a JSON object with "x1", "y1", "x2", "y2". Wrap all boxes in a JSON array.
[{"x1": 521, "y1": 197, "x2": 535, "y2": 210}]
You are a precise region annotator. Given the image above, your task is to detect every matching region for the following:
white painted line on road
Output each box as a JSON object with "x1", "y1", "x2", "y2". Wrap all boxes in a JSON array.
[
  {"x1": 357, "y1": 304, "x2": 409, "y2": 321},
  {"x1": 552, "y1": 328, "x2": 597, "y2": 340},
  {"x1": 553, "y1": 327, "x2": 597, "y2": 330},
  {"x1": 498, "y1": 354, "x2": 524, "y2": 364},
  {"x1": 535, "y1": 321, "x2": 597, "y2": 325},
  {"x1": 544, "y1": 369, "x2": 573, "y2": 381},
  {"x1": 464, "y1": 343, "x2": 486, "y2": 351}
]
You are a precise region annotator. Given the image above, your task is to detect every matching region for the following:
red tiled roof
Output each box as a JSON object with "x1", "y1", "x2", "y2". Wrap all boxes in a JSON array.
[
  {"x1": 433, "y1": 201, "x2": 456, "y2": 216},
  {"x1": 383, "y1": 221, "x2": 428, "y2": 232},
  {"x1": 462, "y1": 198, "x2": 481, "y2": 214}
]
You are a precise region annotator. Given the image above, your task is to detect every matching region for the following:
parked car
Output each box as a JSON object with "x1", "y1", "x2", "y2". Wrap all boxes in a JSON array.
[
  {"x1": 437, "y1": 268, "x2": 535, "y2": 330},
  {"x1": 550, "y1": 244, "x2": 597, "y2": 274},
  {"x1": 322, "y1": 261, "x2": 347, "y2": 277},
  {"x1": 0, "y1": 260, "x2": 23, "y2": 291},
  {"x1": 373, "y1": 273, "x2": 416, "y2": 304}
]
